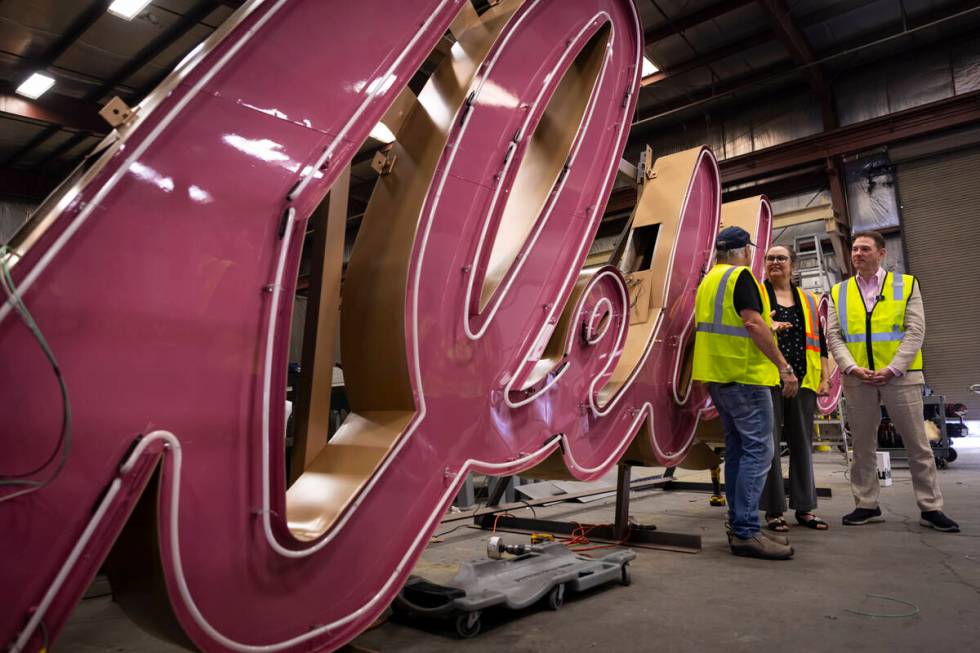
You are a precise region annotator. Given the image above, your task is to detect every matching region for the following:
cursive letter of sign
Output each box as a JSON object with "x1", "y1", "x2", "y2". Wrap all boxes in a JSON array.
[
  {"x1": 0, "y1": 1, "x2": 717, "y2": 651},
  {"x1": 817, "y1": 295, "x2": 843, "y2": 414}
]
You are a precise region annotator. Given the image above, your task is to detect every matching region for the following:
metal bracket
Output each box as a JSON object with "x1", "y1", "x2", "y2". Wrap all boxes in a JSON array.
[
  {"x1": 637, "y1": 145, "x2": 656, "y2": 185},
  {"x1": 371, "y1": 145, "x2": 397, "y2": 176},
  {"x1": 99, "y1": 96, "x2": 137, "y2": 128}
]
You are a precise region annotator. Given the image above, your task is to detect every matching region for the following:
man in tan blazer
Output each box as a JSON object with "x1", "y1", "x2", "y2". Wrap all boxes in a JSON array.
[{"x1": 826, "y1": 231, "x2": 958, "y2": 532}]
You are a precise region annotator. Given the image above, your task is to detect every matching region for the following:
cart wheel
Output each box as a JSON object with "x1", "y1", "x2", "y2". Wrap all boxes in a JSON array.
[
  {"x1": 936, "y1": 456, "x2": 948, "y2": 470},
  {"x1": 454, "y1": 611, "x2": 481, "y2": 639},
  {"x1": 620, "y1": 563, "x2": 632, "y2": 587},
  {"x1": 546, "y1": 583, "x2": 565, "y2": 610},
  {"x1": 947, "y1": 448, "x2": 958, "y2": 463}
]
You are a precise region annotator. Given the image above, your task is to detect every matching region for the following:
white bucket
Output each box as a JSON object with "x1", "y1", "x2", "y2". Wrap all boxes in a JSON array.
[{"x1": 876, "y1": 451, "x2": 892, "y2": 487}]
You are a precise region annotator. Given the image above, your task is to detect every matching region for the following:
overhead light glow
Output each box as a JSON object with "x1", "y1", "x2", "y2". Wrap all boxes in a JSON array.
[
  {"x1": 16, "y1": 72, "x2": 55, "y2": 99},
  {"x1": 642, "y1": 56, "x2": 659, "y2": 78},
  {"x1": 369, "y1": 122, "x2": 397, "y2": 144},
  {"x1": 108, "y1": 0, "x2": 152, "y2": 20}
]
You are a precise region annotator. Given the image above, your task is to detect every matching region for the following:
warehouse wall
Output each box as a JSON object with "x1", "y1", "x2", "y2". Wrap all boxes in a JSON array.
[
  {"x1": 895, "y1": 145, "x2": 980, "y2": 413},
  {"x1": 835, "y1": 39, "x2": 980, "y2": 126},
  {"x1": 634, "y1": 39, "x2": 980, "y2": 167},
  {"x1": 630, "y1": 89, "x2": 823, "y2": 163}
]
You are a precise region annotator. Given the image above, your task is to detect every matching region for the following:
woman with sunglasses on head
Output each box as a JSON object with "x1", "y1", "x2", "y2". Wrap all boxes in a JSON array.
[{"x1": 761, "y1": 245, "x2": 832, "y2": 532}]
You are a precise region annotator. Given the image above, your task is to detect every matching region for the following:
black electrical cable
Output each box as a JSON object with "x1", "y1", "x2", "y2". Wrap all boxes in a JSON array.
[
  {"x1": 38, "y1": 618, "x2": 49, "y2": 652},
  {"x1": 0, "y1": 247, "x2": 72, "y2": 503},
  {"x1": 517, "y1": 499, "x2": 538, "y2": 519}
]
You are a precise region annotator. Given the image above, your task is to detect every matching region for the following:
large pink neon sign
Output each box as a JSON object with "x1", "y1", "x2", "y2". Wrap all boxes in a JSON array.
[{"x1": 0, "y1": 2, "x2": 719, "y2": 651}]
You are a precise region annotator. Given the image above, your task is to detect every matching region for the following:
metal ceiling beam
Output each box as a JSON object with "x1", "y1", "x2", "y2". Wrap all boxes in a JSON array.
[
  {"x1": 795, "y1": 0, "x2": 875, "y2": 28},
  {"x1": 0, "y1": 83, "x2": 107, "y2": 133},
  {"x1": 722, "y1": 166, "x2": 826, "y2": 202},
  {"x1": 636, "y1": 60, "x2": 798, "y2": 126},
  {"x1": 5, "y1": 1, "x2": 222, "y2": 168},
  {"x1": 720, "y1": 90, "x2": 980, "y2": 184},
  {"x1": 757, "y1": 0, "x2": 836, "y2": 128},
  {"x1": 36, "y1": 132, "x2": 91, "y2": 170},
  {"x1": 640, "y1": 30, "x2": 770, "y2": 85},
  {"x1": 633, "y1": 1, "x2": 980, "y2": 130},
  {"x1": 9, "y1": 1, "x2": 112, "y2": 83},
  {"x1": 643, "y1": 0, "x2": 755, "y2": 45},
  {"x1": 1, "y1": 2, "x2": 111, "y2": 168},
  {"x1": 0, "y1": 126, "x2": 60, "y2": 169},
  {"x1": 610, "y1": 90, "x2": 980, "y2": 213},
  {"x1": 89, "y1": 0, "x2": 223, "y2": 104},
  {"x1": 641, "y1": 0, "x2": 878, "y2": 87}
]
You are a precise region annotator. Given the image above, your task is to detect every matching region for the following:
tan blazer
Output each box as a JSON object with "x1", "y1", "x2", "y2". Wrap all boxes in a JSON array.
[{"x1": 825, "y1": 272, "x2": 926, "y2": 387}]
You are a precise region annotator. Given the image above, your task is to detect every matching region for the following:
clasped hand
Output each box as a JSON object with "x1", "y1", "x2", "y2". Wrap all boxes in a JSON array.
[{"x1": 851, "y1": 367, "x2": 895, "y2": 385}]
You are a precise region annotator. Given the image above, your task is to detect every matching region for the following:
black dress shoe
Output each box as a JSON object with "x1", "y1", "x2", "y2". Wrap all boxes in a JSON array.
[
  {"x1": 920, "y1": 510, "x2": 960, "y2": 533},
  {"x1": 842, "y1": 507, "x2": 884, "y2": 525}
]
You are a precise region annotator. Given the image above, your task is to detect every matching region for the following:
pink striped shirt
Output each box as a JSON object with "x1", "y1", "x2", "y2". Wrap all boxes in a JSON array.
[{"x1": 855, "y1": 267, "x2": 886, "y2": 310}]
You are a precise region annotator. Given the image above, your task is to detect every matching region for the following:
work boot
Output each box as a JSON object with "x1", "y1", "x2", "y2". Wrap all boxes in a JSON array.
[
  {"x1": 730, "y1": 533, "x2": 794, "y2": 560},
  {"x1": 724, "y1": 521, "x2": 789, "y2": 546},
  {"x1": 760, "y1": 530, "x2": 790, "y2": 546},
  {"x1": 920, "y1": 511, "x2": 960, "y2": 533}
]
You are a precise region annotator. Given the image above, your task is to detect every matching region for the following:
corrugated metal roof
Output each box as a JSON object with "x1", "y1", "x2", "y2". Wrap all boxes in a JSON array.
[{"x1": 1, "y1": 0, "x2": 977, "y2": 203}]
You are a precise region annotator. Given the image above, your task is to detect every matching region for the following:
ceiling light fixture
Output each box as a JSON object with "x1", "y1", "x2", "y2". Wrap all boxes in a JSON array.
[
  {"x1": 108, "y1": 0, "x2": 152, "y2": 20},
  {"x1": 642, "y1": 56, "x2": 659, "y2": 78},
  {"x1": 369, "y1": 122, "x2": 397, "y2": 144},
  {"x1": 16, "y1": 72, "x2": 56, "y2": 99}
]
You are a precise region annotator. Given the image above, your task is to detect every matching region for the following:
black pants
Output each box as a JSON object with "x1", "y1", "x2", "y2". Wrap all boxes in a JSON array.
[{"x1": 760, "y1": 387, "x2": 818, "y2": 515}]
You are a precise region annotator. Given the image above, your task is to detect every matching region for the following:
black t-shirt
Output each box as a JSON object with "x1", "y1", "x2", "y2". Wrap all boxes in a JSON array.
[
  {"x1": 732, "y1": 269, "x2": 763, "y2": 315},
  {"x1": 763, "y1": 280, "x2": 829, "y2": 381}
]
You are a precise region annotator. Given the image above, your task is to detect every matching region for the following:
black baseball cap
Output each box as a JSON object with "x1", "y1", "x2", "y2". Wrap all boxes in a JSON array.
[{"x1": 716, "y1": 226, "x2": 755, "y2": 251}]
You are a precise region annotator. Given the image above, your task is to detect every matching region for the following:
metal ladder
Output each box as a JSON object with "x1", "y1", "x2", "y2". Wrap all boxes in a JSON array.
[{"x1": 793, "y1": 234, "x2": 836, "y2": 294}]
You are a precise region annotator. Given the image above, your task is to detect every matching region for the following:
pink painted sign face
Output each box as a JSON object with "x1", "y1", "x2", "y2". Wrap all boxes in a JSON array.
[
  {"x1": 817, "y1": 294, "x2": 844, "y2": 414},
  {"x1": 1, "y1": 2, "x2": 718, "y2": 652}
]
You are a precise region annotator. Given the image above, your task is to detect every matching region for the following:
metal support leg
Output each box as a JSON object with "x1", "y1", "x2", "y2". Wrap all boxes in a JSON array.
[
  {"x1": 613, "y1": 464, "x2": 631, "y2": 540},
  {"x1": 475, "y1": 464, "x2": 701, "y2": 553},
  {"x1": 454, "y1": 473, "x2": 476, "y2": 509},
  {"x1": 486, "y1": 475, "x2": 514, "y2": 507}
]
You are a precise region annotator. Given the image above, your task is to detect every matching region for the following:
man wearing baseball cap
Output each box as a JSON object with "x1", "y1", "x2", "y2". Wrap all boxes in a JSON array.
[{"x1": 693, "y1": 226, "x2": 800, "y2": 559}]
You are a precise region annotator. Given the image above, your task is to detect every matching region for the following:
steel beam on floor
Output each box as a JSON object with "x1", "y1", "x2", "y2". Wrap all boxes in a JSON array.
[
  {"x1": 661, "y1": 479, "x2": 832, "y2": 498},
  {"x1": 473, "y1": 464, "x2": 701, "y2": 554}
]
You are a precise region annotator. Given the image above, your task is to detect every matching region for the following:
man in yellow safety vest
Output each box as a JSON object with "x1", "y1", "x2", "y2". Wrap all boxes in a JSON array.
[
  {"x1": 693, "y1": 227, "x2": 800, "y2": 560},
  {"x1": 828, "y1": 231, "x2": 958, "y2": 532}
]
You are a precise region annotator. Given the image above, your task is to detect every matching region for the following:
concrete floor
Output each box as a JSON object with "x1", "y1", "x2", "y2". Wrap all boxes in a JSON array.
[{"x1": 59, "y1": 442, "x2": 980, "y2": 653}]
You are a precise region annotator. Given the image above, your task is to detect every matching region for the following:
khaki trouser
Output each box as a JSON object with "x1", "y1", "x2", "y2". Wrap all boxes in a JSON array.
[{"x1": 844, "y1": 382, "x2": 943, "y2": 512}]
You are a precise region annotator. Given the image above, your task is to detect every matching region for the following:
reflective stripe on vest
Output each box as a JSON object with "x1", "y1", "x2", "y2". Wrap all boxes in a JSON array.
[
  {"x1": 831, "y1": 272, "x2": 923, "y2": 372},
  {"x1": 692, "y1": 264, "x2": 779, "y2": 386},
  {"x1": 797, "y1": 286, "x2": 822, "y2": 392}
]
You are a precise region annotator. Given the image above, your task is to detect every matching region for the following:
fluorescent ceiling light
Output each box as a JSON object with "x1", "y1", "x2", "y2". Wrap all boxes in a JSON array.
[
  {"x1": 369, "y1": 122, "x2": 396, "y2": 144},
  {"x1": 108, "y1": 0, "x2": 152, "y2": 20},
  {"x1": 16, "y1": 72, "x2": 55, "y2": 99},
  {"x1": 642, "y1": 56, "x2": 659, "y2": 77}
]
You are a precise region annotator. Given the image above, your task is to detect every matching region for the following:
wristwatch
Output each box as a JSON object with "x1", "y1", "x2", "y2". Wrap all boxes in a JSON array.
[{"x1": 779, "y1": 366, "x2": 795, "y2": 376}]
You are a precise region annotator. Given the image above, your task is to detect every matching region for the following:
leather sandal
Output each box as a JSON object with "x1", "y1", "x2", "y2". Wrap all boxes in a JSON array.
[
  {"x1": 765, "y1": 514, "x2": 790, "y2": 532},
  {"x1": 795, "y1": 512, "x2": 829, "y2": 530}
]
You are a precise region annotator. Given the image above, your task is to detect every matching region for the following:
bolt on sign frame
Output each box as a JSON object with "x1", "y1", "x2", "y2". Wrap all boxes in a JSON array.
[{"x1": 1, "y1": 1, "x2": 721, "y2": 651}]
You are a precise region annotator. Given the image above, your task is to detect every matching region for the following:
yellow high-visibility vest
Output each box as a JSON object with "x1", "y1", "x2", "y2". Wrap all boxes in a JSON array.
[
  {"x1": 795, "y1": 286, "x2": 823, "y2": 392},
  {"x1": 693, "y1": 264, "x2": 779, "y2": 386},
  {"x1": 830, "y1": 272, "x2": 923, "y2": 372}
]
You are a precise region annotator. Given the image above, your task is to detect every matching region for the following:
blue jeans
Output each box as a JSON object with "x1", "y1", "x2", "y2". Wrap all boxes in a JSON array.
[{"x1": 708, "y1": 383, "x2": 775, "y2": 539}]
